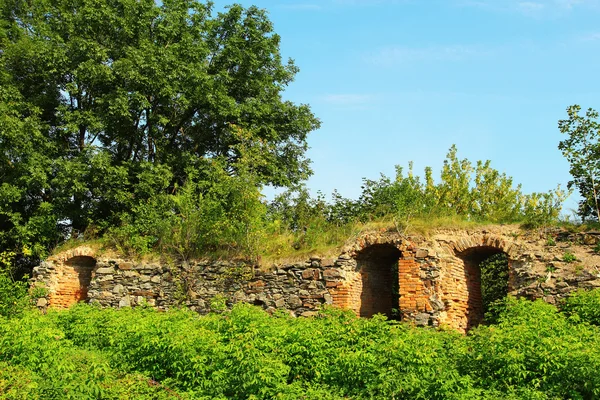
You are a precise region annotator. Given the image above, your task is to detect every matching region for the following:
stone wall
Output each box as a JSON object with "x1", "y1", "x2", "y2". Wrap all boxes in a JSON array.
[
  {"x1": 35, "y1": 252, "x2": 348, "y2": 317},
  {"x1": 32, "y1": 227, "x2": 600, "y2": 333}
]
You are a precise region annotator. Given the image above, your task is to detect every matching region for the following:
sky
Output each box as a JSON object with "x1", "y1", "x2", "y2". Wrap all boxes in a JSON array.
[{"x1": 211, "y1": 0, "x2": 600, "y2": 216}]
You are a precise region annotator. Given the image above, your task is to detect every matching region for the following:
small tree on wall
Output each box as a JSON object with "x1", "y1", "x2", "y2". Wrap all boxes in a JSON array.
[{"x1": 558, "y1": 105, "x2": 600, "y2": 221}]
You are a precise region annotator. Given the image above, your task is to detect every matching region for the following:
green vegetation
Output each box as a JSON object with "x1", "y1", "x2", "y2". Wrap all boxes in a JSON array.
[
  {"x1": 0, "y1": 0, "x2": 572, "y2": 264},
  {"x1": 562, "y1": 251, "x2": 577, "y2": 263},
  {"x1": 561, "y1": 289, "x2": 600, "y2": 326},
  {"x1": 0, "y1": 295, "x2": 599, "y2": 399},
  {"x1": 0, "y1": 251, "x2": 31, "y2": 318},
  {"x1": 102, "y1": 144, "x2": 567, "y2": 262},
  {"x1": 479, "y1": 253, "x2": 509, "y2": 316},
  {"x1": 558, "y1": 105, "x2": 600, "y2": 221},
  {"x1": 0, "y1": 0, "x2": 319, "y2": 260},
  {"x1": 2, "y1": 0, "x2": 600, "y2": 396}
]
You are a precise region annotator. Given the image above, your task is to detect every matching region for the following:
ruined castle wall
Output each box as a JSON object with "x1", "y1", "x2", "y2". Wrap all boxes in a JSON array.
[{"x1": 32, "y1": 228, "x2": 600, "y2": 333}]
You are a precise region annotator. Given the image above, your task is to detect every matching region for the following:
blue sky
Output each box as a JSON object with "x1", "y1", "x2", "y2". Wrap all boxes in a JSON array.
[{"x1": 213, "y1": 0, "x2": 600, "y2": 215}]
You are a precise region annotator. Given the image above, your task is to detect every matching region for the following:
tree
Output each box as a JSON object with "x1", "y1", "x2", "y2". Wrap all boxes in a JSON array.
[
  {"x1": 0, "y1": 0, "x2": 319, "y2": 254},
  {"x1": 558, "y1": 105, "x2": 600, "y2": 221}
]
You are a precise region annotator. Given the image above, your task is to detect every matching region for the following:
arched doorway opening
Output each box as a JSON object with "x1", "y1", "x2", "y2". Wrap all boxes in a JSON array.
[
  {"x1": 53, "y1": 256, "x2": 97, "y2": 308},
  {"x1": 356, "y1": 244, "x2": 402, "y2": 319},
  {"x1": 456, "y1": 246, "x2": 509, "y2": 330}
]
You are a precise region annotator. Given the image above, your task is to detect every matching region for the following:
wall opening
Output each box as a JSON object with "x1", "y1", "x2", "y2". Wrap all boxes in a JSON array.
[
  {"x1": 53, "y1": 256, "x2": 97, "y2": 308},
  {"x1": 457, "y1": 247, "x2": 509, "y2": 330},
  {"x1": 356, "y1": 244, "x2": 402, "y2": 319}
]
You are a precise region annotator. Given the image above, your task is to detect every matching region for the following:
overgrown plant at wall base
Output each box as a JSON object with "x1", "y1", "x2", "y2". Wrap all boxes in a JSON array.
[
  {"x1": 479, "y1": 253, "x2": 509, "y2": 318},
  {"x1": 2, "y1": 297, "x2": 600, "y2": 399},
  {"x1": 0, "y1": 251, "x2": 31, "y2": 318}
]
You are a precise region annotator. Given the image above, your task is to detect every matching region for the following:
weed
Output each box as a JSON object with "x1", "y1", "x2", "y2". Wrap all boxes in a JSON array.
[
  {"x1": 546, "y1": 236, "x2": 556, "y2": 246},
  {"x1": 210, "y1": 294, "x2": 228, "y2": 313},
  {"x1": 563, "y1": 252, "x2": 577, "y2": 263}
]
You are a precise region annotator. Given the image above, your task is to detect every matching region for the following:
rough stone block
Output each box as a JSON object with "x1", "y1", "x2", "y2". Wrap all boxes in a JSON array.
[
  {"x1": 123, "y1": 271, "x2": 139, "y2": 278},
  {"x1": 415, "y1": 249, "x2": 429, "y2": 258},
  {"x1": 118, "y1": 262, "x2": 133, "y2": 270},
  {"x1": 119, "y1": 296, "x2": 131, "y2": 307},
  {"x1": 95, "y1": 267, "x2": 114, "y2": 274},
  {"x1": 323, "y1": 268, "x2": 342, "y2": 280},
  {"x1": 302, "y1": 269, "x2": 315, "y2": 279},
  {"x1": 288, "y1": 295, "x2": 302, "y2": 308},
  {"x1": 274, "y1": 298, "x2": 286, "y2": 308}
]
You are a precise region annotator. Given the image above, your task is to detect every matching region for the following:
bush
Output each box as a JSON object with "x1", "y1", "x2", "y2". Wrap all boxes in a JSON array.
[
  {"x1": 3, "y1": 298, "x2": 600, "y2": 399},
  {"x1": 0, "y1": 251, "x2": 31, "y2": 318},
  {"x1": 463, "y1": 297, "x2": 600, "y2": 399},
  {"x1": 561, "y1": 289, "x2": 600, "y2": 326}
]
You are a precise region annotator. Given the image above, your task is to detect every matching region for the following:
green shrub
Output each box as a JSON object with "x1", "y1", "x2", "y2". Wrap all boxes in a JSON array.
[
  {"x1": 480, "y1": 253, "x2": 509, "y2": 316},
  {"x1": 3, "y1": 298, "x2": 600, "y2": 399},
  {"x1": 561, "y1": 289, "x2": 600, "y2": 326},
  {"x1": 0, "y1": 272, "x2": 29, "y2": 318},
  {"x1": 0, "y1": 251, "x2": 31, "y2": 318},
  {"x1": 463, "y1": 297, "x2": 600, "y2": 399}
]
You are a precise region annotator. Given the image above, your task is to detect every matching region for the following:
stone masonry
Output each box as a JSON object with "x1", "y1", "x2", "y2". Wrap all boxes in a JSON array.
[{"x1": 32, "y1": 226, "x2": 600, "y2": 333}]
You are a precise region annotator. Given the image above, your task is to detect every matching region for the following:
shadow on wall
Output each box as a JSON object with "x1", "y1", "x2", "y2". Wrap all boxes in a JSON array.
[
  {"x1": 356, "y1": 244, "x2": 403, "y2": 320},
  {"x1": 57, "y1": 256, "x2": 97, "y2": 307},
  {"x1": 456, "y1": 246, "x2": 509, "y2": 330}
]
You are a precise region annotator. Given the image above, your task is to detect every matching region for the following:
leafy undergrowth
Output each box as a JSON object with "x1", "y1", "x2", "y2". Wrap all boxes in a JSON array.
[{"x1": 1, "y1": 296, "x2": 600, "y2": 399}]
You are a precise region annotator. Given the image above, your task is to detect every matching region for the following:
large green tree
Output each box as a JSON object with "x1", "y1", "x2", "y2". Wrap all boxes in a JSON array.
[
  {"x1": 0, "y1": 0, "x2": 319, "y2": 254},
  {"x1": 558, "y1": 105, "x2": 600, "y2": 221}
]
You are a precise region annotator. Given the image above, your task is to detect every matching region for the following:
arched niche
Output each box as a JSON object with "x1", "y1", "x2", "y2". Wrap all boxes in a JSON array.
[
  {"x1": 53, "y1": 256, "x2": 97, "y2": 308},
  {"x1": 455, "y1": 246, "x2": 509, "y2": 330},
  {"x1": 355, "y1": 244, "x2": 403, "y2": 319}
]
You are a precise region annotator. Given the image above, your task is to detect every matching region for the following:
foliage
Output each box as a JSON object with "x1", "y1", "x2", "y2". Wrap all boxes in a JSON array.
[
  {"x1": 255, "y1": 145, "x2": 568, "y2": 259},
  {"x1": 260, "y1": 144, "x2": 568, "y2": 261},
  {"x1": 0, "y1": 251, "x2": 31, "y2": 318},
  {"x1": 1, "y1": 298, "x2": 600, "y2": 399},
  {"x1": 558, "y1": 105, "x2": 600, "y2": 221},
  {"x1": 354, "y1": 145, "x2": 565, "y2": 229},
  {"x1": 107, "y1": 155, "x2": 267, "y2": 260},
  {"x1": 562, "y1": 251, "x2": 576, "y2": 263},
  {"x1": 0, "y1": 0, "x2": 319, "y2": 256},
  {"x1": 465, "y1": 297, "x2": 600, "y2": 399},
  {"x1": 0, "y1": 0, "x2": 570, "y2": 262},
  {"x1": 561, "y1": 289, "x2": 600, "y2": 326},
  {"x1": 479, "y1": 253, "x2": 509, "y2": 316}
]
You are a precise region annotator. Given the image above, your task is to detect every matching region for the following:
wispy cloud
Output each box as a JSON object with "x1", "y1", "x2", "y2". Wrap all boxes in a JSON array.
[
  {"x1": 332, "y1": 0, "x2": 405, "y2": 4},
  {"x1": 279, "y1": 3, "x2": 322, "y2": 11},
  {"x1": 321, "y1": 94, "x2": 375, "y2": 105},
  {"x1": 458, "y1": 0, "x2": 599, "y2": 16},
  {"x1": 280, "y1": 0, "x2": 408, "y2": 10},
  {"x1": 367, "y1": 45, "x2": 487, "y2": 67},
  {"x1": 580, "y1": 32, "x2": 600, "y2": 41},
  {"x1": 517, "y1": 1, "x2": 546, "y2": 15}
]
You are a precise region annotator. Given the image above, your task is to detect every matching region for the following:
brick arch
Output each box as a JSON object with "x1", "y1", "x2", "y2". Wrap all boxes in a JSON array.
[
  {"x1": 354, "y1": 244, "x2": 403, "y2": 319},
  {"x1": 446, "y1": 234, "x2": 513, "y2": 255},
  {"x1": 46, "y1": 247, "x2": 98, "y2": 308},
  {"x1": 443, "y1": 236, "x2": 515, "y2": 331},
  {"x1": 46, "y1": 246, "x2": 97, "y2": 264}
]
